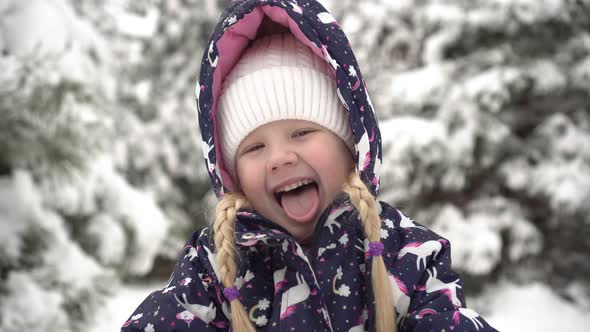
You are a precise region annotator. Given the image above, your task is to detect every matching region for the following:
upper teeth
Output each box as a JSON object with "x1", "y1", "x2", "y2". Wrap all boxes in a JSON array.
[{"x1": 276, "y1": 179, "x2": 313, "y2": 193}]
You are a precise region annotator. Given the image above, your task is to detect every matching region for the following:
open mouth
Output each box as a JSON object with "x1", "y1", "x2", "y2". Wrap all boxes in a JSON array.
[
  {"x1": 274, "y1": 179, "x2": 316, "y2": 202},
  {"x1": 273, "y1": 179, "x2": 320, "y2": 223}
]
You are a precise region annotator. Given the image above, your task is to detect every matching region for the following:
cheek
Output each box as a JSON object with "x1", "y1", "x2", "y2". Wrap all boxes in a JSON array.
[
  {"x1": 237, "y1": 160, "x2": 265, "y2": 195},
  {"x1": 313, "y1": 142, "x2": 354, "y2": 188},
  {"x1": 315, "y1": 141, "x2": 353, "y2": 171}
]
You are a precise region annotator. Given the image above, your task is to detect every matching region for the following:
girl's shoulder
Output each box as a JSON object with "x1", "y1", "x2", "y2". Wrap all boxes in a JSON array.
[{"x1": 174, "y1": 226, "x2": 219, "y2": 278}]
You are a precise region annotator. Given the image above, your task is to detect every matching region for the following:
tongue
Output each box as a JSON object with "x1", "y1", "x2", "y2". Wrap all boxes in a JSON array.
[{"x1": 280, "y1": 184, "x2": 320, "y2": 223}]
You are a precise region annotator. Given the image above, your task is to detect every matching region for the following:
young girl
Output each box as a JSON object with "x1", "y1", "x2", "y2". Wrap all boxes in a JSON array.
[{"x1": 122, "y1": 1, "x2": 497, "y2": 331}]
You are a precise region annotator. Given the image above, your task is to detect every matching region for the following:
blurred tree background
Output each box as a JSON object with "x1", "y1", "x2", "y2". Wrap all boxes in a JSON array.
[{"x1": 0, "y1": 0, "x2": 589, "y2": 330}]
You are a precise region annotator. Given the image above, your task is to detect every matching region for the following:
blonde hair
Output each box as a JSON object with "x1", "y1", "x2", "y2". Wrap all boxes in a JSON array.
[
  {"x1": 342, "y1": 173, "x2": 397, "y2": 332},
  {"x1": 213, "y1": 192, "x2": 256, "y2": 332},
  {"x1": 213, "y1": 174, "x2": 397, "y2": 332}
]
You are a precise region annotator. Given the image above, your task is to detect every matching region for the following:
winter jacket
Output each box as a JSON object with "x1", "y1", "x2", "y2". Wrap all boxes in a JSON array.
[{"x1": 122, "y1": 1, "x2": 498, "y2": 331}]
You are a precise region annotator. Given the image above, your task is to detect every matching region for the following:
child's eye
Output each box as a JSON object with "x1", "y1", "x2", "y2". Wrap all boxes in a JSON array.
[
  {"x1": 293, "y1": 129, "x2": 316, "y2": 138},
  {"x1": 241, "y1": 143, "x2": 264, "y2": 155}
]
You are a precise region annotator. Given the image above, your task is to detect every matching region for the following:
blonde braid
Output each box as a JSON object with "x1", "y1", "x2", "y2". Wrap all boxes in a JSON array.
[
  {"x1": 342, "y1": 173, "x2": 397, "y2": 332},
  {"x1": 213, "y1": 193, "x2": 256, "y2": 332}
]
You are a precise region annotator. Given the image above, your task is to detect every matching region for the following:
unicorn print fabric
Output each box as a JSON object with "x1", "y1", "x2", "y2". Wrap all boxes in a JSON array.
[{"x1": 122, "y1": 1, "x2": 498, "y2": 331}]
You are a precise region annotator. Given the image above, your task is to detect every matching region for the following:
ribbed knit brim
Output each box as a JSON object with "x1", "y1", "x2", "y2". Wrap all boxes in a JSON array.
[{"x1": 217, "y1": 33, "x2": 354, "y2": 177}]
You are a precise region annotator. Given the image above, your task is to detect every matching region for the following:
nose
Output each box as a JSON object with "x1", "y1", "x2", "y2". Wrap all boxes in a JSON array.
[{"x1": 266, "y1": 147, "x2": 298, "y2": 173}]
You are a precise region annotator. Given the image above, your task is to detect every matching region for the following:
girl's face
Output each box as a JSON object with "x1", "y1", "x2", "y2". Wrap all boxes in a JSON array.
[{"x1": 236, "y1": 120, "x2": 354, "y2": 245}]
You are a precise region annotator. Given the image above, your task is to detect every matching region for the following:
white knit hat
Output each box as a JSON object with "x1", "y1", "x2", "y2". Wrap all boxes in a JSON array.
[{"x1": 217, "y1": 33, "x2": 354, "y2": 177}]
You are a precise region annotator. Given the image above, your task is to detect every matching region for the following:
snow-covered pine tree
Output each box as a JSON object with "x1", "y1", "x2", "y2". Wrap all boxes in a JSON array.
[
  {"x1": 0, "y1": 1, "x2": 115, "y2": 330},
  {"x1": 99, "y1": 0, "x2": 227, "y2": 270},
  {"x1": 331, "y1": 0, "x2": 590, "y2": 305},
  {"x1": 0, "y1": 0, "x2": 225, "y2": 329},
  {"x1": 0, "y1": 61, "x2": 102, "y2": 176}
]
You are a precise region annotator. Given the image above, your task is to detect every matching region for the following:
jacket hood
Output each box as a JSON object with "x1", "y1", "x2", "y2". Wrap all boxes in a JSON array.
[{"x1": 196, "y1": 0, "x2": 382, "y2": 198}]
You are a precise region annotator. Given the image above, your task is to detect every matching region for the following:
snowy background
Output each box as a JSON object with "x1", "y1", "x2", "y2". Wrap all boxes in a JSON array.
[{"x1": 1, "y1": 0, "x2": 589, "y2": 331}]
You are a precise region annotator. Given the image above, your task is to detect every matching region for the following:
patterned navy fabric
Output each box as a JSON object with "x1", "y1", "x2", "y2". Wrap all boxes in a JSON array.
[{"x1": 122, "y1": 1, "x2": 498, "y2": 331}]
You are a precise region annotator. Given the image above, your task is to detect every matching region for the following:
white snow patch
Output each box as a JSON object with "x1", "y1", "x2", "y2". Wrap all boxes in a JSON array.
[
  {"x1": 380, "y1": 116, "x2": 447, "y2": 172},
  {"x1": 531, "y1": 160, "x2": 590, "y2": 213},
  {"x1": 41, "y1": 155, "x2": 170, "y2": 275},
  {"x1": 341, "y1": 14, "x2": 364, "y2": 35},
  {"x1": 42, "y1": 216, "x2": 105, "y2": 290},
  {"x1": 431, "y1": 205, "x2": 501, "y2": 275},
  {"x1": 463, "y1": 67, "x2": 523, "y2": 113},
  {"x1": 378, "y1": 0, "x2": 415, "y2": 13},
  {"x1": 1, "y1": 170, "x2": 104, "y2": 290},
  {"x1": 432, "y1": 201, "x2": 542, "y2": 274},
  {"x1": 0, "y1": 171, "x2": 35, "y2": 260},
  {"x1": 422, "y1": 27, "x2": 462, "y2": 64},
  {"x1": 0, "y1": 0, "x2": 113, "y2": 92},
  {"x1": 89, "y1": 282, "x2": 162, "y2": 332},
  {"x1": 423, "y1": 3, "x2": 465, "y2": 25},
  {"x1": 86, "y1": 213, "x2": 127, "y2": 266},
  {"x1": 104, "y1": 4, "x2": 159, "y2": 38},
  {"x1": 500, "y1": 158, "x2": 532, "y2": 191},
  {"x1": 507, "y1": 218, "x2": 543, "y2": 261},
  {"x1": 389, "y1": 64, "x2": 453, "y2": 107},
  {"x1": 0, "y1": 0, "x2": 69, "y2": 56},
  {"x1": 489, "y1": 0, "x2": 565, "y2": 23},
  {"x1": 571, "y1": 55, "x2": 590, "y2": 90},
  {"x1": 528, "y1": 114, "x2": 590, "y2": 213},
  {"x1": 527, "y1": 60, "x2": 566, "y2": 93},
  {"x1": 467, "y1": 8, "x2": 508, "y2": 30},
  {"x1": 380, "y1": 116, "x2": 448, "y2": 147},
  {"x1": 379, "y1": 116, "x2": 449, "y2": 201},
  {"x1": 90, "y1": 156, "x2": 169, "y2": 275},
  {"x1": 484, "y1": 282, "x2": 590, "y2": 332},
  {"x1": 0, "y1": 272, "x2": 68, "y2": 330}
]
